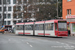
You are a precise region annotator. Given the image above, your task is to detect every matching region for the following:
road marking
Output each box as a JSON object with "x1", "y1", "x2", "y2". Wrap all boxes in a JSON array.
[
  {"x1": 51, "y1": 45, "x2": 75, "y2": 49},
  {"x1": 22, "y1": 40, "x2": 24, "y2": 41},
  {"x1": 30, "y1": 45, "x2": 33, "y2": 47},
  {"x1": 26, "y1": 42, "x2": 33, "y2": 47},
  {"x1": 61, "y1": 43, "x2": 64, "y2": 44},
  {"x1": 65, "y1": 47, "x2": 75, "y2": 49},
  {"x1": 56, "y1": 41, "x2": 60, "y2": 43},
  {"x1": 8, "y1": 39, "x2": 11, "y2": 41},
  {"x1": 27, "y1": 42, "x2": 29, "y2": 44},
  {"x1": 65, "y1": 44, "x2": 69, "y2": 46},
  {"x1": 68, "y1": 42, "x2": 75, "y2": 44}
]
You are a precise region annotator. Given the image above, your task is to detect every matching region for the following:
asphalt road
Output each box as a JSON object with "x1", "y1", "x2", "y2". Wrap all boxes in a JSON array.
[{"x1": 0, "y1": 33, "x2": 75, "y2": 50}]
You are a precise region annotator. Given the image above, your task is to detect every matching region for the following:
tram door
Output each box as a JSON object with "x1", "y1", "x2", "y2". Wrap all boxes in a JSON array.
[
  {"x1": 35, "y1": 24, "x2": 44, "y2": 36},
  {"x1": 45, "y1": 23, "x2": 54, "y2": 36},
  {"x1": 55, "y1": 23, "x2": 58, "y2": 36},
  {"x1": 24, "y1": 24, "x2": 33, "y2": 35}
]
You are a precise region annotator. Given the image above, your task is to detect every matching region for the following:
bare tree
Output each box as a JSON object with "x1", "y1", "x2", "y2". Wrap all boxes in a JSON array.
[{"x1": 13, "y1": 0, "x2": 59, "y2": 22}]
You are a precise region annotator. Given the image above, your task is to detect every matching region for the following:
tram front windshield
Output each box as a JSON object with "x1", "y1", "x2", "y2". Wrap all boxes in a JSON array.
[{"x1": 58, "y1": 21, "x2": 67, "y2": 31}]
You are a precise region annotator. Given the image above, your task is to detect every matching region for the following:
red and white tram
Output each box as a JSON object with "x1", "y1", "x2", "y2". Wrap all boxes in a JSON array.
[{"x1": 15, "y1": 20, "x2": 68, "y2": 37}]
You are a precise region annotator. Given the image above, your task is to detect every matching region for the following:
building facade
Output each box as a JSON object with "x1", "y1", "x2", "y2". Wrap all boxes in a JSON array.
[
  {"x1": 0, "y1": 0, "x2": 17, "y2": 28},
  {"x1": 63, "y1": 0, "x2": 75, "y2": 35}
]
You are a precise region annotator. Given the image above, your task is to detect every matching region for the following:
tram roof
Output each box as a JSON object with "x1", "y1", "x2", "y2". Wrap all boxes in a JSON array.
[
  {"x1": 16, "y1": 23, "x2": 24, "y2": 25},
  {"x1": 25, "y1": 22, "x2": 34, "y2": 24},
  {"x1": 45, "y1": 19, "x2": 66, "y2": 23},
  {"x1": 35, "y1": 21, "x2": 45, "y2": 24},
  {"x1": 16, "y1": 19, "x2": 66, "y2": 25}
]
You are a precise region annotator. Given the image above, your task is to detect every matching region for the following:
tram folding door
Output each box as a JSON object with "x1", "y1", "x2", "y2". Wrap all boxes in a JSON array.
[
  {"x1": 45, "y1": 23, "x2": 55, "y2": 36},
  {"x1": 35, "y1": 21, "x2": 45, "y2": 36},
  {"x1": 24, "y1": 22, "x2": 34, "y2": 35},
  {"x1": 24, "y1": 24, "x2": 34, "y2": 35}
]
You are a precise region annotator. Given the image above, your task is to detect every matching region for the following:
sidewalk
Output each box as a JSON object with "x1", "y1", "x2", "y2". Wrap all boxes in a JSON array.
[
  {"x1": 70, "y1": 34, "x2": 75, "y2": 36},
  {"x1": 4, "y1": 31, "x2": 14, "y2": 34}
]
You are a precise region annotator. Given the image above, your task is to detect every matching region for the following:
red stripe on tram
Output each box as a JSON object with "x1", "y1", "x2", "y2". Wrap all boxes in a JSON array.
[
  {"x1": 38, "y1": 33, "x2": 50, "y2": 35},
  {"x1": 38, "y1": 33, "x2": 44, "y2": 35},
  {"x1": 25, "y1": 33, "x2": 30, "y2": 34},
  {"x1": 45, "y1": 33, "x2": 50, "y2": 35},
  {"x1": 18, "y1": 32, "x2": 23, "y2": 34}
]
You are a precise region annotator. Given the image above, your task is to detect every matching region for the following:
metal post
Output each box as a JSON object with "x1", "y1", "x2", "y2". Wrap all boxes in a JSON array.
[
  {"x1": 6, "y1": 0, "x2": 9, "y2": 25},
  {"x1": 22, "y1": 0, "x2": 24, "y2": 22},
  {"x1": 2, "y1": 0, "x2": 4, "y2": 26},
  {"x1": 57, "y1": 0, "x2": 58, "y2": 18},
  {"x1": 22, "y1": 0, "x2": 25, "y2": 35}
]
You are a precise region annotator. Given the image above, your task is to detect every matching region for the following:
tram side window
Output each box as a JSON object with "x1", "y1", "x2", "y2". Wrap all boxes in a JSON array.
[
  {"x1": 55, "y1": 23, "x2": 57, "y2": 31},
  {"x1": 25, "y1": 25, "x2": 33, "y2": 30},
  {"x1": 45, "y1": 23, "x2": 53, "y2": 30},
  {"x1": 35, "y1": 24, "x2": 44, "y2": 30},
  {"x1": 16, "y1": 25, "x2": 23, "y2": 30}
]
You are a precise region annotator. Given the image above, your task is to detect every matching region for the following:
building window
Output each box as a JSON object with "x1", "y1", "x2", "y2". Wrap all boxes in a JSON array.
[
  {"x1": 18, "y1": 20, "x2": 21, "y2": 23},
  {"x1": 4, "y1": 14, "x2": 6, "y2": 19},
  {"x1": 18, "y1": 13, "x2": 22, "y2": 18},
  {"x1": 13, "y1": 21, "x2": 16, "y2": 24},
  {"x1": 4, "y1": 7, "x2": 6, "y2": 11},
  {"x1": 67, "y1": 9, "x2": 71, "y2": 15},
  {"x1": 18, "y1": 0, "x2": 22, "y2": 4},
  {"x1": 67, "y1": 0, "x2": 71, "y2": 1},
  {"x1": 7, "y1": 0, "x2": 10, "y2": 4},
  {"x1": 0, "y1": 7, "x2": 1, "y2": 11},
  {"x1": 8, "y1": 21, "x2": 10, "y2": 25},
  {"x1": 0, "y1": 14, "x2": 1, "y2": 19},
  {"x1": 17, "y1": 6, "x2": 21, "y2": 11},
  {"x1": 0, "y1": 0, "x2": 1, "y2": 5},
  {"x1": 13, "y1": 0, "x2": 16, "y2": 4},
  {"x1": 72, "y1": 23, "x2": 75, "y2": 32},
  {"x1": 70, "y1": 9, "x2": 71, "y2": 15},
  {"x1": 13, "y1": 14, "x2": 17, "y2": 18},
  {"x1": 67, "y1": 9, "x2": 69, "y2": 15},
  {"x1": 8, "y1": 7, "x2": 11, "y2": 11},
  {"x1": 3, "y1": 0, "x2": 6, "y2": 4},
  {"x1": 39, "y1": 0, "x2": 43, "y2": 2},
  {"x1": 4, "y1": 21, "x2": 6, "y2": 25},
  {"x1": 8, "y1": 14, "x2": 11, "y2": 19},
  {"x1": 23, "y1": 0, "x2": 27, "y2": 3}
]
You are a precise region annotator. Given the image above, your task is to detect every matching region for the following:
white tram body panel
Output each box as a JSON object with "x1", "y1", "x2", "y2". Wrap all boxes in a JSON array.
[
  {"x1": 45, "y1": 20, "x2": 55, "y2": 36},
  {"x1": 24, "y1": 22, "x2": 34, "y2": 35},
  {"x1": 35, "y1": 21, "x2": 45, "y2": 36},
  {"x1": 15, "y1": 23, "x2": 24, "y2": 35}
]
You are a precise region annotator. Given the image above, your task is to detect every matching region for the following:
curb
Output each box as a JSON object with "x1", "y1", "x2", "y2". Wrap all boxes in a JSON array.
[{"x1": 70, "y1": 34, "x2": 75, "y2": 36}]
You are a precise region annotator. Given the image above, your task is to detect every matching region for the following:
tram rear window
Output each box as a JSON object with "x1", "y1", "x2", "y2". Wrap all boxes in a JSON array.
[{"x1": 16, "y1": 25, "x2": 23, "y2": 30}]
